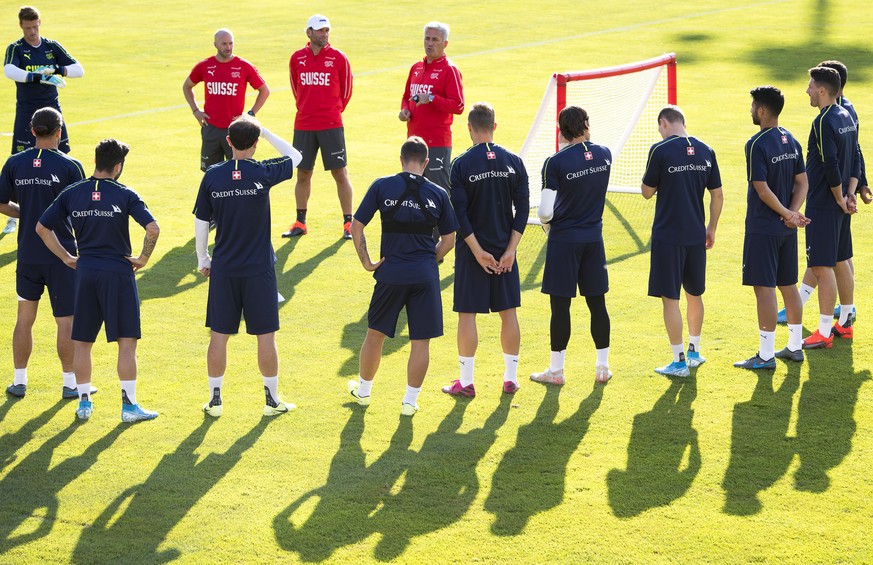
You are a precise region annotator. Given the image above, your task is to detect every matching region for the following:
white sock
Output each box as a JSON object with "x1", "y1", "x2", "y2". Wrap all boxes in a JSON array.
[
  {"x1": 13, "y1": 367, "x2": 27, "y2": 386},
  {"x1": 459, "y1": 356, "x2": 475, "y2": 387},
  {"x1": 62, "y1": 371, "x2": 76, "y2": 389},
  {"x1": 503, "y1": 353, "x2": 519, "y2": 384},
  {"x1": 819, "y1": 314, "x2": 833, "y2": 339},
  {"x1": 839, "y1": 303, "x2": 854, "y2": 326},
  {"x1": 799, "y1": 283, "x2": 815, "y2": 306},
  {"x1": 596, "y1": 347, "x2": 609, "y2": 367},
  {"x1": 120, "y1": 380, "x2": 137, "y2": 405},
  {"x1": 403, "y1": 385, "x2": 420, "y2": 406},
  {"x1": 77, "y1": 381, "x2": 92, "y2": 401},
  {"x1": 357, "y1": 376, "x2": 373, "y2": 397},
  {"x1": 263, "y1": 375, "x2": 279, "y2": 404},
  {"x1": 759, "y1": 330, "x2": 776, "y2": 360},
  {"x1": 688, "y1": 335, "x2": 701, "y2": 354},
  {"x1": 788, "y1": 324, "x2": 803, "y2": 351},
  {"x1": 208, "y1": 375, "x2": 223, "y2": 399},
  {"x1": 550, "y1": 350, "x2": 565, "y2": 372},
  {"x1": 671, "y1": 343, "x2": 684, "y2": 363}
]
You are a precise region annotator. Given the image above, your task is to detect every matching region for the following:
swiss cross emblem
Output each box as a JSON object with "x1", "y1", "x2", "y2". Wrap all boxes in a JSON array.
[
  {"x1": 91, "y1": 192, "x2": 100, "y2": 201},
  {"x1": 486, "y1": 151, "x2": 496, "y2": 160},
  {"x1": 781, "y1": 135, "x2": 788, "y2": 144},
  {"x1": 232, "y1": 170, "x2": 241, "y2": 180},
  {"x1": 686, "y1": 147, "x2": 695, "y2": 156},
  {"x1": 584, "y1": 151, "x2": 593, "y2": 161},
  {"x1": 33, "y1": 159, "x2": 41, "y2": 168}
]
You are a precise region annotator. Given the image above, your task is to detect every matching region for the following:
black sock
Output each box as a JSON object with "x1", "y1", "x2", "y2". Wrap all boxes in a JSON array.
[
  {"x1": 343, "y1": 214, "x2": 352, "y2": 224},
  {"x1": 296, "y1": 209, "x2": 307, "y2": 223}
]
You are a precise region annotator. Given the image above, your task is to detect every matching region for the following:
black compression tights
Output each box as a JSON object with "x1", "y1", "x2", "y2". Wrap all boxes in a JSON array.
[{"x1": 549, "y1": 294, "x2": 611, "y2": 351}]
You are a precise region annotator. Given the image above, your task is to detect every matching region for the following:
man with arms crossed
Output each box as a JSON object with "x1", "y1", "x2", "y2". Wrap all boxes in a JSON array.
[
  {"x1": 183, "y1": 28, "x2": 269, "y2": 172},
  {"x1": 1, "y1": 108, "x2": 88, "y2": 398},
  {"x1": 36, "y1": 139, "x2": 159, "y2": 422},
  {"x1": 734, "y1": 86, "x2": 809, "y2": 370},
  {"x1": 641, "y1": 106, "x2": 723, "y2": 377},
  {"x1": 441, "y1": 102, "x2": 528, "y2": 398},
  {"x1": 194, "y1": 116, "x2": 302, "y2": 417},
  {"x1": 283, "y1": 14, "x2": 355, "y2": 240},
  {"x1": 348, "y1": 136, "x2": 458, "y2": 416},
  {"x1": 530, "y1": 106, "x2": 613, "y2": 386}
]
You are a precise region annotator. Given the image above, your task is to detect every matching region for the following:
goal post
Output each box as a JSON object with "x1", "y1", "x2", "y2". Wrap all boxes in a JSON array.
[{"x1": 520, "y1": 53, "x2": 677, "y2": 220}]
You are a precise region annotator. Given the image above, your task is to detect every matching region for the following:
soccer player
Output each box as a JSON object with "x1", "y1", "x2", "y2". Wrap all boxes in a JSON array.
[
  {"x1": 36, "y1": 139, "x2": 160, "y2": 422},
  {"x1": 183, "y1": 28, "x2": 270, "y2": 172},
  {"x1": 441, "y1": 102, "x2": 529, "y2": 398},
  {"x1": 193, "y1": 115, "x2": 302, "y2": 418},
  {"x1": 641, "y1": 106, "x2": 723, "y2": 377},
  {"x1": 398, "y1": 22, "x2": 464, "y2": 190},
  {"x1": 348, "y1": 136, "x2": 459, "y2": 415},
  {"x1": 733, "y1": 86, "x2": 809, "y2": 370},
  {"x1": 798, "y1": 66, "x2": 860, "y2": 350},
  {"x1": 530, "y1": 106, "x2": 614, "y2": 386},
  {"x1": 0, "y1": 107, "x2": 91, "y2": 399},
  {"x1": 282, "y1": 14, "x2": 354, "y2": 240}
]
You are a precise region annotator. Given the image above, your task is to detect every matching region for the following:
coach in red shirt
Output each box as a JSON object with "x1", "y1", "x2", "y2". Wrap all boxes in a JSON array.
[
  {"x1": 283, "y1": 14, "x2": 355, "y2": 240},
  {"x1": 183, "y1": 29, "x2": 270, "y2": 171},
  {"x1": 399, "y1": 21, "x2": 465, "y2": 190}
]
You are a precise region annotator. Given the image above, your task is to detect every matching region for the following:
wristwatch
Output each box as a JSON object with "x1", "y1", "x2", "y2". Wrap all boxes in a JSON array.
[{"x1": 428, "y1": 94, "x2": 434, "y2": 103}]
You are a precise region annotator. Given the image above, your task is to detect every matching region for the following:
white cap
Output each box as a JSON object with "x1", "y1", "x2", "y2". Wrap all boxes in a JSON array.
[{"x1": 307, "y1": 14, "x2": 330, "y2": 31}]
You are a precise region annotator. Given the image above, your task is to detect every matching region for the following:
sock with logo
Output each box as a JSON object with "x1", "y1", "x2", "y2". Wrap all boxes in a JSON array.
[
  {"x1": 503, "y1": 353, "x2": 519, "y2": 385},
  {"x1": 459, "y1": 356, "x2": 475, "y2": 387},
  {"x1": 120, "y1": 380, "x2": 137, "y2": 405}
]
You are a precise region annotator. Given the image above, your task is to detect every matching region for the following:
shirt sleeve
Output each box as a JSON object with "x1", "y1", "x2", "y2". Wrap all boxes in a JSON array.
[
  {"x1": 707, "y1": 148, "x2": 722, "y2": 189},
  {"x1": 193, "y1": 176, "x2": 213, "y2": 222},
  {"x1": 432, "y1": 63, "x2": 464, "y2": 116},
  {"x1": 748, "y1": 139, "x2": 768, "y2": 182},
  {"x1": 339, "y1": 52, "x2": 352, "y2": 111},
  {"x1": 51, "y1": 41, "x2": 77, "y2": 66},
  {"x1": 188, "y1": 60, "x2": 203, "y2": 85},
  {"x1": 437, "y1": 187, "x2": 460, "y2": 236},
  {"x1": 4, "y1": 43, "x2": 20, "y2": 68},
  {"x1": 263, "y1": 156, "x2": 296, "y2": 186},
  {"x1": 449, "y1": 156, "x2": 473, "y2": 240},
  {"x1": 0, "y1": 159, "x2": 13, "y2": 204},
  {"x1": 815, "y1": 112, "x2": 842, "y2": 187},
  {"x1": 793, "y1": 139, "x2": 806, "y2": 175},
  {"x1": 353, "y1": 181, "x2": 380, "y2": 226},
  {"x1": 247, "y1": 61, "x2": 266, "y2": 90},
  {"x1": 642, "y1": 145, "x2": 660, "y2": 188},
  {"x1": 511, "y1": 157, "x2": 530, "y2": 234},
  {"x1": 542, "y1": 154, "x2": 560, "y2": 191},
  {"x1": 400, "y1": 66, "x2": 413, "y2": 113},
  {"x1": 288, "y1": 56, "x2": 299, "y2": 100},
  {"x1": 38, "y1": 189, "x2": 68, "y2": 231},
  {"x1": 128, "y1": 190, "x2": 156, "y2": 228}
]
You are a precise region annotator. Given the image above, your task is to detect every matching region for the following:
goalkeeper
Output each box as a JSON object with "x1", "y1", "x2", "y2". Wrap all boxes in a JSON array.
[{"x1": 4, "y1": 6, "x2": 83, "y2": 156}]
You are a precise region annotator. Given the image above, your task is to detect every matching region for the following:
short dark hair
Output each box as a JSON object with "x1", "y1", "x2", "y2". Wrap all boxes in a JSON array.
[
  {"x1": 657, "y1": 105, "x2": 685, "y2": 125},
  {"x1": 818, "y1": 60, "x2": 848, "y2": 89},
  {"x1": 400, "y1": 136, "x2": 428, "y2": 164},
  {"x1": 227, "y1": 115, "x2": 260, "y2": 150},
  {"x1": 94, "y1": 139, "x2": 130, "y2": 172},
  {"x1": 750, "y1": 85, "x2": 784, "y2": 117},
  {"x1": 30, "y1": 107, "x2": 62, "y2": 137},
  {"x1": 19, "y1": 6, "x2": 39, "y2": 22},
  {"x1": 809, "y1": 66, "x2": 840, "y2": 97},
  {"x1": 558, "y1": 106, "x2": 589, "y2": 141},
  {"x1": 468, "y1": 102, "x2": 495, "y2": 132}
]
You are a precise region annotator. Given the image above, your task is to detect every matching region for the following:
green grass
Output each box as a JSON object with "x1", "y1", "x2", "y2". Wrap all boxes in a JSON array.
[{"x1": 1, "y1": 0, "x2": 872, "y2": 563}]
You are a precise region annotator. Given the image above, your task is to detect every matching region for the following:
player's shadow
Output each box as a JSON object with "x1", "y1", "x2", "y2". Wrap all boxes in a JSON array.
[
  {"x1": 275, "y1": 238, "x2": 344, "y2": 308},
  {"x1": 372, "y1": 397, "x2": 511, "y2": 560},
  {"x1": 485, "y1": 385, "x2": 603, "y2": 536},
  {"x1": 0, "y1": 422, "x2": 128, "y2": 554},
  {"x1": 606, "y1": 378, "x2": 700, "y2": 518},
  {"x1": 0, "y1": 247, "x2": 17, "y2": 270},
  {"x1": 136, "y1": 237, "x2": 206, "y2": 302},
  {"x1": 0, "y1": 398, "x2": 14, "y2": 423},
  {"x1": 71, "y1": 416, "x2": 273, "y2": 564},
  {"x1": 604, "y1": 197, "x2": 651, "y2": 264},
  {"x1": 274, "y1": 409, "x2": 414, "y2": 562},
  {"x1": 793, "y1": 340, "x2": 869, "y2": 493},
  {"x1": 519, "y1": 233, "x2": 548, "y2": 292},
  {"x1": 722, "y1": 364, "x2": 801, "y2": 515},
  {"x1": 0, "y1": 399, "x2": 66, "y2": 474}
]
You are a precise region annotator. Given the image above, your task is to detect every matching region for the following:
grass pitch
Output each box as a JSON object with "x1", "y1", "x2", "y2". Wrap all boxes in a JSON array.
[{"x1": 0, "y1": 0, "x2": 871, "y2": 563}]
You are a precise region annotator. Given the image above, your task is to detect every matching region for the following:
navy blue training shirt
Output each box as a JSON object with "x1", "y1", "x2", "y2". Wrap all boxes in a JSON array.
[
  {"x1": 839, "y1": 96, "x2": 867, "y2": 188},
  {"x1": 744, "y1": 127, "x2": 805, "y2": 236},
  {"x1": 4, "y1": 38, "x2": 77, "y2": 106},
  {"x1": 806, "y1": 104, "x2": 860, "y2": 210}
]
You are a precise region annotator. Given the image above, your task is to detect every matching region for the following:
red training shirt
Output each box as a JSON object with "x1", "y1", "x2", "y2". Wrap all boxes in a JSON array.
[
  {"x1": 188, "y1": 56, "x2": 266, "y2": 129},
  {"x1": 289, "y1": 43, "x2": 353, "y2": 131},
  {"x1": 400, "y1": 55, "x2": 464, "y2": 148}
]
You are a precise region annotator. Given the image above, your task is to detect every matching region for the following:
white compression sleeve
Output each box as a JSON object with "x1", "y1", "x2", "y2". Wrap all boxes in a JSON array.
[
  {"x1": 4, "y1": 64, "x2": 30, "y2": 82},
  {"x1": 260, "y1": 127, "x2": 302, "y2": 167},
  {"x1": 194, "y1": 218, "x2": 210, "y2": 264},
  {"x1": 538, "y1": 189, "x2": 557, "y2": 223},
  {"x1": 64, "y1": 62, "x2": 84, "y2": 78}
]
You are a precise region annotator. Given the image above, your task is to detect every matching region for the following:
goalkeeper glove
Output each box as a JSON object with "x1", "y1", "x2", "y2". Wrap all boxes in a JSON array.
[
  {"x1": 39, "y1": 65, "x2": 66, "y2": 77},
  {"x1": 40, "y1": 74, "x2": 66, "y2": 88}
]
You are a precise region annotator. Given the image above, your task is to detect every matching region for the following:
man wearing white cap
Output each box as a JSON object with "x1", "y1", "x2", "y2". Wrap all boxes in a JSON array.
[{"x1": 283, "y1": 14, "x2": 355, "y2": 240}]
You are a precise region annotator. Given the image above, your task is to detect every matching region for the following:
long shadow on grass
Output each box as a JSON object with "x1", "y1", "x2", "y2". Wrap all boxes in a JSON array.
[
  {"x1": 0, "y1": 422, "x2": 128, "y2": 554},
  {"x1": 722, "y1": 363, "x2": 801, "y2": 515},
  {"x1": 606, "y1": 378, "x2": 699, "y2": 518},
  {"x1": 71, "y1": 417, "x2": 273, "y2": 564},
  {"x1": 275, "y1": 238, "x2": 344, "y2": 309},
  {"x1": 0, "y1": 247, "x2": 16, "y2": 271},
  {"x1": 485, "y1": 385, "x2": 603, "y2": 535},
  {"x1": 793, "y1": 340, "x2": 869, "y2": 493},
  {"x1": 0, "y1": 399, "x2": 66, "y2": 474},
  {"x1": 136, "y1": 237, "x2": 205, "y2": 302}
]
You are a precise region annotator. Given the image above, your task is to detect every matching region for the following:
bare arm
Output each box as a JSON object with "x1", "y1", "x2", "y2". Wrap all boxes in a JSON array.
[
  {"x1": 0, "y1": 202, "x2": 20, "y2": 218},
  {"x1": 250, "y1": 83, "x2": 270, "y2": 115},
  {"x1": 641, "y1": 183, "x2": 657, "y2": 199},
  {"x1": 35, "y1": 221, "x2": 77, "y2": 269},
  {"x1": 183, "y1": 77, "x2": 208, "y2": 126},
  {"x1": 350, "y1": 219, "x2": 384, "y2": 272},
  {"x1": 497, "y1": 230, "x2": 523, "y2": 273},
  {"x1": 435, "y1": 231, "x2": 456, "y2": 262},
  {"x1": 705, "y1": 188, "x2": 723, "y2": 249},
  {"x1": 127, "y1": 221, "x2": 159, "y2": 271},
  {"x1": 463, "y1": 233, "x2": 498, "y2": 274}
]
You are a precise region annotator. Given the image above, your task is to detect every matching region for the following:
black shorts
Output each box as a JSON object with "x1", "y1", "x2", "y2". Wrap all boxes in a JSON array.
[
  {"x1": 837, "y1": 213, "x2": 853, "y2": 262},
  {"x1": 16, "y1": 261, "x2": 75, "y2": 317},
  {"x1": 423, "y1": 146, "x2": 451, "y2": 189},
  {"x1": 453, "y1": 250, "x2": 521, "y2": 313},
  {"x1": 293, "y1": 128, "x2": 347, "y2": 170},
  {"x1": 368, "y1": 280, "x2": 442, "y2": 340},
  {"x1": 542, "y1": 239, "x2": 609, "y2": 298},
  {"x1": 201, "y1": 124, "x2": 232, "y2": 171},
  {"x1": 805, "y1": 208, "x2": 849, "y2": 267},
  {"x1": 72, "y1": 267, "x2": 140, "y2": 343},
  {"x1": 13, "y1": 102, "x2": 70, "y2": 154},
  {"x1": 206, "y1": 270, "x2": 280, "y2": 335},
  {"x1": 742, "y1": 232, "x2": 798, "y2": 287},
  {"x1": 648, "y1": 240, "x2": 706, "y2": 299}
]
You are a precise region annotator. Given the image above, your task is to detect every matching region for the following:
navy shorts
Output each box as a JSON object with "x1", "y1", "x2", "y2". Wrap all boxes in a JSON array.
[
  {"x1": 293, "y1": 128, "x2": 347, "y2": 170},
  {"x1": 423, "y1": 146, "x2": 451, "y2": 189},
  {"x1": 805, "y1": 208, "x2": 847, "y2": 267},
  {"x1": 72, "y1": 267, "x2": 140, "y2": 343},
  {"x1": 453, "y1": 250, "x2": 521, "y2": 313},
  {"x1": 648, "y1": 240, "x2": 706, "y2": 299},
  {"x1": 16, "y1": 262, "x2": 76, "y2": 317},
  {"x1": 200, "y1": 124, "x2": 232, "y2": 171},
  {"x1": 837, "y1": 213, "x2": 853, "y2": 262},
  {"x1": 368, "y1": 279, "x2": 442, "y2": 340},
  {"x1": 13, "y1": 102, "x2": 70, "y2": 154},
  {"x1": 742, "y1": 232, "x2": 798, "y2": 287},
  {"x1": 206, "y1": 269, "x2": 280, "y2": 335},
  {"x1": 542, "y1": 239, "x2": 609, "y2": 297}
]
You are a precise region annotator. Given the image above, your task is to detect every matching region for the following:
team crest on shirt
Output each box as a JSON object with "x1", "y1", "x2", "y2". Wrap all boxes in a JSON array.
[
  {"x1": 486, "y1": 151, "x2": 496, "y2": 160},
  {"x1": 91, "y1": 192, "x2": 100, "y2": 201},
  {"x1": 687, "y1": 147, "x2": 695, "y2": 156},
  {"x1": 325, "y1": 60, "x2": 334, "y2": 68},
  {"x1": 232, "y1": 170, "x2": 242, "y2": 180},
  {"x1": 584, "y1": 151, "x2": 593, "y2": 161},
  {"x1": 431, "y1": 73, "x2": 439, "y2": 79},
  {"x1": 33, "y1": 158, "x2": 41, "y2": 168},
  {"x1": 231, "y1": 71, "x2": 241, "y2": 78},
  {"x1": 781, "y1": 135, "x2": 788, "y2": 144}
]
